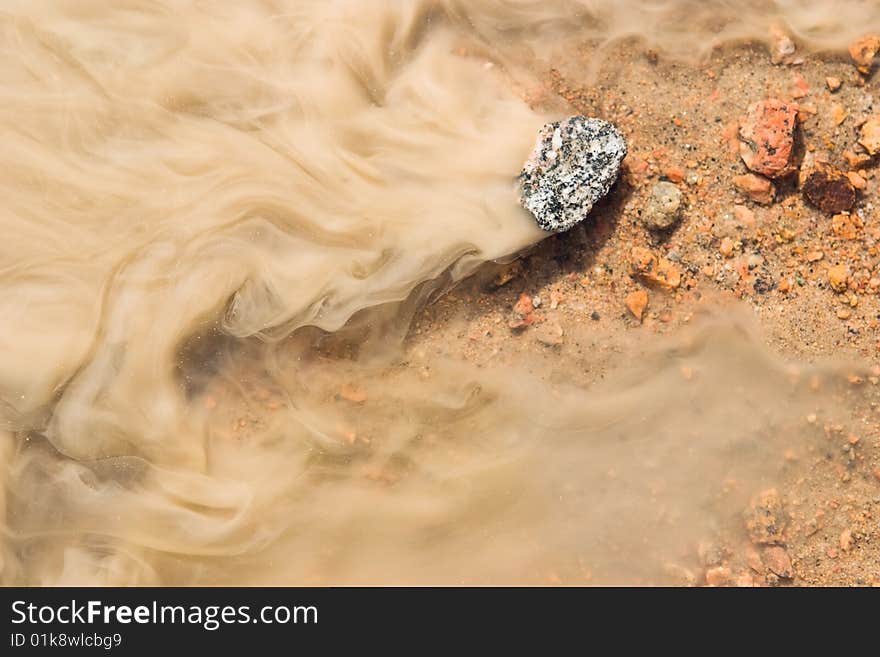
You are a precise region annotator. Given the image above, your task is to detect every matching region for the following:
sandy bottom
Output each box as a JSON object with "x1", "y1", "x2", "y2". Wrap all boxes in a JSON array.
[{"x1": 192, "y1": 40, "x2": 880, "y2": 586}]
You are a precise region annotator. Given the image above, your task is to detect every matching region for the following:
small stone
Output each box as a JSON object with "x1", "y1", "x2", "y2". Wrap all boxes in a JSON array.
[
  {"x1": 839, "y1": 529, "x2": 853, "y2": 552},
  {"x1": 858, "y1": 117, "x2": 880, "y2": 156},
  {"x1": 762, "y1": 546, "x2": 794, "y2": 579},
  {"x1": 490, "y1": 261, "x2": 523, "y2": 289},
  {"x1": 705, "y1": 566, "x2": 732, "y2": 587},
  {"x1": 625, "y1": 289, "x2": 649, "y2": 322},
  {"x1": 719, "y1": 237, "x2": 735, "y2": 258},
  {"x1": 654, "y1": 259, "x2": 681, "y2": 289},
  {"x1": 641, "y1": 182, "x2": 683, "y2": 230},
  {"x1": 827, "y1": 264, "x2": 849, "y2": 292},
  {"x1": 733, "y1": 173, "x2": 776, "y2": 205},
  {"x1": 846, "y1": 171, "x2": 867, "y2": 190},
  {"x1": 797, "y1": 103, "x2": 818, "y2": 122},
  {"x1": 739, "y1": 99, "x2": 799, "y2": 178},
  {"x1": 519, "y1": 115, "x2": 627, "y2": 232},
  {"x1": 832, "y1": 212, "x2": 860, "y2": 239},
  {"x1": 848, "y1": 35, "x2": 880, "y2": 74},
  {"x1": 745, "y1": 488, "x2": 787, "y2": 545},
  {"x1": 770, "y1": 27, "x2": 796, "y2": 65},
  {"x1": 534, "y1": 322, "x2": 564, "y2": 347},
  {"x1": 509, "y1": 293, "x2": 538, "y2": 330},
  {"x1": 837, "y1": 308, "x2": 852, "y2": 320},
  {"x1": 791, "y1": 74, "x2": 810, "y2": 99},
  {"x1": 844, "y1": 149, "x2": 873, "y2": 169},
  {"x1": 797, "y1": 150, "x2": 824, "y2": 187},
  {"x1": 630, "y1": 246, "x2": 655, "y2": 272},
  {"x1": 802, "y1": 162, "x2": 856, "y2": 214},
  {"x1": 826, "y1": 76, "x2": 842, "y2": 92},
  {"x1": 514, "y1": 293, "x2": 533, "y2": 316},
  {"x1": 665, "y1": 167, "x2": 685, "y2": 183},
  {"x1": 629, "y1": 247, "x2": 681, "y2": 290},
  {"x1": 832, "y1": 104, "x2": 848, "y2": 126}
]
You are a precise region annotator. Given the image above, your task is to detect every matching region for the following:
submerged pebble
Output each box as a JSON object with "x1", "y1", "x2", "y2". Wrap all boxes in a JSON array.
[{"x1": 519, "y1": 116, "x2": 627, "y2": 232}]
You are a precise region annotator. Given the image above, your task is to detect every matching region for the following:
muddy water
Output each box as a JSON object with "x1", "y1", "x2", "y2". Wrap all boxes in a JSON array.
[{"x1": 0, "y1": 1, "x2": 878, "y2": 585}]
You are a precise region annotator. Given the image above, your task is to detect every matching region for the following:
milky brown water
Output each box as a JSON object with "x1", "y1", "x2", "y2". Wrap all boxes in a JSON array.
[{"x1": 1, "y1": 1, "x2": 878, "y2": 585}]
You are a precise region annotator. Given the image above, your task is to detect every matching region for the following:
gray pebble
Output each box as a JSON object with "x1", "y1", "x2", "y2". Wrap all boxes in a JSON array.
[
  {"x1": 641, "y1": 182, "x2": 682, "y2": 231},
  {"x1": 519, "y1": 116, "x2": 627, "y2": 232}
]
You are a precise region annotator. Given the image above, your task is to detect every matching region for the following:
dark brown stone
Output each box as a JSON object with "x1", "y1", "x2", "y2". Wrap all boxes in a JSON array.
[{"x1": 802, "y1": 163, "x2": 856, "y2": 214}]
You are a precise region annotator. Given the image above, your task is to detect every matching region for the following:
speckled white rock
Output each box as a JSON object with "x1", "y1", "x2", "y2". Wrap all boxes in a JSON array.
[{"x1": 519, "y1": 116, "x2": 627, "y2": 232}]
